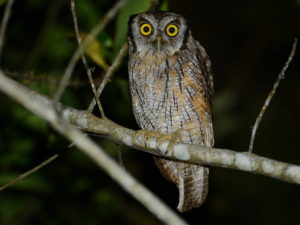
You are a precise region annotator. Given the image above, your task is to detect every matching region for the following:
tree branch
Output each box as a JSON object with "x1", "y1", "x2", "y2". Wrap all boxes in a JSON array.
[
  {"x1": 87, "y1": 0, "x2": 162, "y2": 112},
  {"x1": 0, "y1": 154, "x2": 59, "y2": 192},
  {"x1": 54, "y1": 0, "x2": 128, "y2": 102},
  {"x1": 0, "y1": 69, "x2": 188, "y2": 225},
  {"x1": 70, "y1": 0, "x2": 105, "y2": 117},
  {"x1": 88, "y1": 43, "x2": 128, "y2": 112},
  {"x1": 248, "y1": 38, "x2": 298, "y2": 152},
  {"x1": 1, "y1": 70, "x2": 299, "y2": 186}
]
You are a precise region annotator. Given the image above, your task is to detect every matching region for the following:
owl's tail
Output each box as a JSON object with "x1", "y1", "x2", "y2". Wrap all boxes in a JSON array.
[
  {"x1": 154, "y1": 158, "x2": 209, "y2": 212},
  {"x1": 176, "y1": 163, "x2": 209, "y2": 212}
]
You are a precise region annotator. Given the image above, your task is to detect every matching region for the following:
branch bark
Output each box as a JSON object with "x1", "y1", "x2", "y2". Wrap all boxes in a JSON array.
[
  {"x1": 1, "y1": 70, "x2": 299, "y2": 186},
  {"x1": 0, "y1": 69, "x2": 188, "y2": 225},
  {"x1": 54, "y1": 0, "x2": 128, "y2": 102},
  {"x1": 248, "y1": 38, "x2": 297, "y2": 152}
]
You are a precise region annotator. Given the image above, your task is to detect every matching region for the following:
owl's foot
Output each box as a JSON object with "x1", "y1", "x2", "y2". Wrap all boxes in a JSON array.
[
  {"x1": 136, "y1": 130, "x2": 182, "y2": 157},
  {"x1": 136, "y1": 129, "x2": 161, "y2": 152},
  {"x1": 157, "y1": 131, "x2": 182, "y2": 157}
]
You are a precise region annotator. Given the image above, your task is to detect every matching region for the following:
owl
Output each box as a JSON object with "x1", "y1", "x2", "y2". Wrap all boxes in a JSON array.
[{"x1": 128, "y1": 11, "x2": 214, "y2": 212}]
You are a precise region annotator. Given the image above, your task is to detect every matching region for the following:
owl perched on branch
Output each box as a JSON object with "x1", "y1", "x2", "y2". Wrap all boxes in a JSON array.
[{"x1": 128, "y1": 10, "x2": 214, "y2": 212}]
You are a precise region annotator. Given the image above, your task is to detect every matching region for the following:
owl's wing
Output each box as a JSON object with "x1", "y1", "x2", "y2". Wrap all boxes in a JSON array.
[
  {"x1": 195, "y1": 41, "x2": 214, "y2": 104},
  {"x1": 195, "y1": 41, "x2": 214, "y2": 147}
]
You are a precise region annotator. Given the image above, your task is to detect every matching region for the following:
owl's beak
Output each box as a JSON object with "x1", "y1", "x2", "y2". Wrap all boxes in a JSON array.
[{"x1": 156, "y1": 35, "x2": 162, "y2": 53}]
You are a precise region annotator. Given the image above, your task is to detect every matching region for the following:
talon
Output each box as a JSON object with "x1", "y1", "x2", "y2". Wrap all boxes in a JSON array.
[
  {"x1": 157, "y1": 134, "x2": 171, "y2": 155},
  {"x1": 161, "y1": 131, "x2": 182, "y2": 157},
  {"x1": 136, "y1": 129, "x2": 159, "y2": 150}
]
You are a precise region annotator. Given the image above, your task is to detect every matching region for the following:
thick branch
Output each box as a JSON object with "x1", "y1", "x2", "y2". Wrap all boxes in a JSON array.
[
  {"x1": 0, "y1": 70, "x2": 187, "y2": 225},
  {"x1": 0, "y1": 71, "x2": 299, "y2": 186}
]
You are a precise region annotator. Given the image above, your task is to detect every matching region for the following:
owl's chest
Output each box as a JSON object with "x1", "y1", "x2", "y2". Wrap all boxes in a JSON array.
[
  {"x1": 129, "y1": 53, "x2": 205, "y2": 133},
  {"x1": 134, "y1": 56, "x2": 174, "y2": 101},
  {"x1": 129, "y1": 53, "x2": 192, "y2": 100},
  {"x1": 130, "y1": 54, "x2": 183, "y2": 108}
]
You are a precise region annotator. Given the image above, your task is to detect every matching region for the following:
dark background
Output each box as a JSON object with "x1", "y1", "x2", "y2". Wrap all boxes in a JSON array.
[{"x1": 0, "y1": 0, "x2": 299, "y2": 224}]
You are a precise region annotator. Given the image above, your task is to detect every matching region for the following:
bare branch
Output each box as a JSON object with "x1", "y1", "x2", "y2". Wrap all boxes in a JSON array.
[
  {"x1": 0, "y1": 70, "x2": 188, "y2": 225},
  {"x1": 0, "y1": 0, "x2": 15, "y2": 64},
  {"x1": 54, "y1": 0, "x2": 128, "y2": 102},
  {"x1": 0, "y1": 154, "x2": 59, "y2": 192},
  {"x1": 87, "y1": 0, "x2": 163, "y2": 112},
  {"x1": 1, "y1": 71, "x2": 299, "y2": 187},
  {"x1": 70, "y1": 0, "x2": 105, "y2": 117},
  {"x1": 88, "y1": 43, "x2": 128, "y2": 112},
  {"x1": 249, "y1": 38, "x2": 298, "y2": 152}
]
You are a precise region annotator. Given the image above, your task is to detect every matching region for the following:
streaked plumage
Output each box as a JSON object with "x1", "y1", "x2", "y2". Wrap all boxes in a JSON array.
[{"x1": 128, "y1": 10, "x2": 214, "y2": 212}]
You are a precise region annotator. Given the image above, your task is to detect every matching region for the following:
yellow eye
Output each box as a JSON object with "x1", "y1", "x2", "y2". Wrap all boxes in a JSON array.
[
  {"x1": 140, "y1": 23, "x2": 152, "y2": 36},
  {"x1": 166, "y1": 24, "x2": 179, "y2": 37}
]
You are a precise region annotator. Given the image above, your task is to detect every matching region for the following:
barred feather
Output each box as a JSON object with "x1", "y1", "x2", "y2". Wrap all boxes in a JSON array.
[{"x1": 128, "y1": 11, "x2": 214, "y2": 212}]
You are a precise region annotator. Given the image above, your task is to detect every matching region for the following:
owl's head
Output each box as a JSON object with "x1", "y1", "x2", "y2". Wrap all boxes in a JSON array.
[{"x1": 128, "y1": 11, "x2": 190, "y2": 56}]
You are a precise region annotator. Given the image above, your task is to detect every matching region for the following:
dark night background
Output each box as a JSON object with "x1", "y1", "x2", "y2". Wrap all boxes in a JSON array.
[{"x1": 0, "y1": 0, "x2": 299, "y2": 224}]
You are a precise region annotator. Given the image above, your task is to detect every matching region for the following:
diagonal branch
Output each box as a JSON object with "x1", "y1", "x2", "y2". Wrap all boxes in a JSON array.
[
  {"x1": 0, "y1": 70, "x2": 299, "y2": 186},
  {"x1": 249, "y1": 38, "x2": 298, "y2": 152},
  {"x1": 54, "y1": 0, "x2": 128, "y2": 102},
  {"x1": 70, "y1": 0, "x2": 105, "y2": 117},
  {"x1": 0, "y1": 154, "x2": 59, "y2": 192},
  {"x1": 88, "y1": 43, "x2": 128, "y2": 112},
  {"x1": 87, "y1": 0, "x2": 163, "y2": 112},
  {"x1": 0, "y1": 0, "x2": 169, "y2": 211},
  {"x1": 0, "y1": 69, "x2": 188, "y2": 225}
]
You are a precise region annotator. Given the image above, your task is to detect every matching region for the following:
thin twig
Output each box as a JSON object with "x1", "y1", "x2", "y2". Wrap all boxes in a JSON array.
[
  {"x1": 70, "y1": 0, "x2": 105, "y2": 117},
  {"x1": 248, "y1": 38, "x2": 298, "y2": 152},
  {"x1": 0, "y1": 0, "x2": 15, "y2": 64},
  {"x1": 88, "y1": 43, "x2": 128, "y2": 112},
  {"x1": 1, "y1": 74, "x2": 300, "y2": 186},
  {"x1": 0, "y1": 154, "x2": 59, "y2": 192},
  {"x1": 87, "y1": 0, "x2": 162, "y2": 112},
  {"x1": 0, "y1": 70, "x2": 188, "y2": 225},
  {"x1": 53, "y1": 0, "x2": 128, "y2": 103}
]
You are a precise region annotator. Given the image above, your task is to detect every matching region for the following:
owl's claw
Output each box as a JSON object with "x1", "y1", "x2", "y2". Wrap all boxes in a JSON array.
[
  {"x1": 136, "y1": 129, "x2": 182, "y2": 157},
  {"x1": 157, "y1": 131, "x2": 182, "y2": 157},
  {"x1": 136, "y1": 129, "x2": 160, "y2": 152}
]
